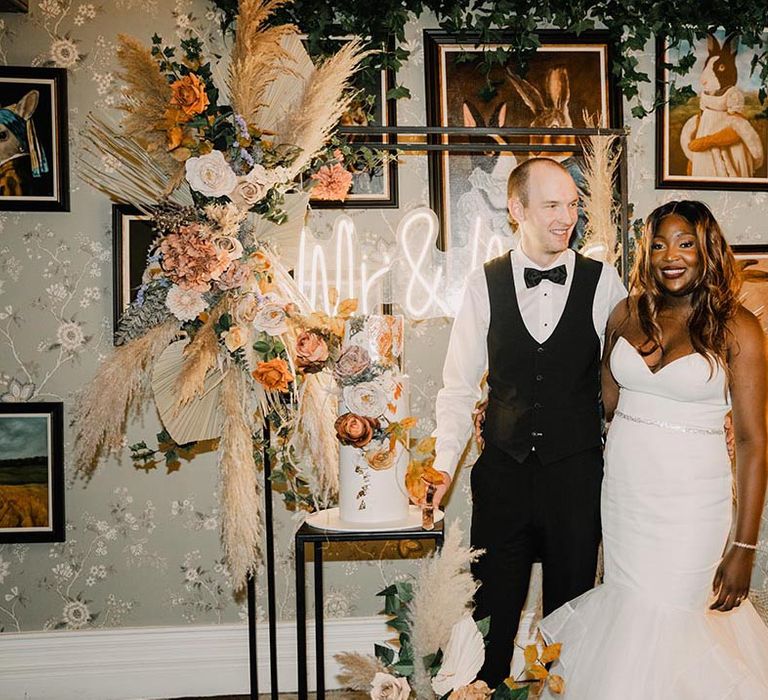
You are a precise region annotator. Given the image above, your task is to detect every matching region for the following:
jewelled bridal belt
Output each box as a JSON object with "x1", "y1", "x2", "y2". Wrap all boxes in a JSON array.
[{"x1": 613, "y1": 410, "x2": 724, "y2": 435}]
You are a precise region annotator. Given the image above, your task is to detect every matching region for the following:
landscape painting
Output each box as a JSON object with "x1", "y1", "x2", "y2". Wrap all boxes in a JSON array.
[{"x1": 0, "y1": 402, "x2": 64, "y2": 543}]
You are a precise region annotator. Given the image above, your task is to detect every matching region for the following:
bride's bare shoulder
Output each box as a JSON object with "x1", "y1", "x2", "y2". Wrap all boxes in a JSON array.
[{"x1": 728, "y1": 306, "x2": 765, "y2": 357}]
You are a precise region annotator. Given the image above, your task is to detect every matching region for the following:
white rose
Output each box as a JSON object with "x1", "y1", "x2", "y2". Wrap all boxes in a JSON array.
[
  {"x1": 343, "y1": 380, "x2": 389, "y2": 418},
  {"x1": 229, "y1": 176, "x2": 266, "y2": 208},
  {"x1": 212, "y1": 235, "x2": 244, "y2": 262},
  {"x1": 370, "y1": 672, "x2": 410, "y2": 700},
  {"x1": 185, "y1": 150, "x2": 237, "y2": 198},
  {"x1": 253, "y1": 302, "x2": 288, "y2": 336}
]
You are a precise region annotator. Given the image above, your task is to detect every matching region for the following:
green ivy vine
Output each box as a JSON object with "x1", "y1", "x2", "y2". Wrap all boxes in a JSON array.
[{"x1": 212, "y1": 0, "x2": 768, "y2": 118}]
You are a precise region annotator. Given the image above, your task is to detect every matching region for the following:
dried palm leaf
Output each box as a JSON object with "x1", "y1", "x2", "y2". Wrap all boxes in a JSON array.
[
  {"x1": 79, "y1": 115, "x2": 191, "y2": 209},
  {"x1": 335, "y1": 652, "x2": 386, "y2": 691},
  {"x1": 219, "y1": 369, "x2": 263, "y2": 590},
  {"x1": 580, "y1": 114, "x2": 621, "y2": 265},
  {"x1": 276, "y1": 39, "x2": 372, "y2": 177},
  {"x1": 152, "y1": 339, "x2": 226, "y2": 444},
  {"x1": 247, "y1": 191, "x2": 309, "y2": 263},
  {"x1": 408, "y1": 523, "x2": 483, "y2": 699},
  {"x1": 74, "y1": 320, "x2": 180, "y2": 479},
  {"x1": 227, "y1": 0, "x2": 297, "y2": 125}
]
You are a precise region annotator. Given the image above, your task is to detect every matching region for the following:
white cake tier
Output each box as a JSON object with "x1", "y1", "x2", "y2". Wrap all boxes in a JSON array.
[{"x1": 336, "y1": 315, "x2": 410, "y2": 528}]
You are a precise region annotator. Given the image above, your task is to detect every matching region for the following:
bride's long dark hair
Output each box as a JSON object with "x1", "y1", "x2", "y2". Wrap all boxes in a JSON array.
[{"x1": 629, "y1": 200, "x2": 741, "y2": 372}]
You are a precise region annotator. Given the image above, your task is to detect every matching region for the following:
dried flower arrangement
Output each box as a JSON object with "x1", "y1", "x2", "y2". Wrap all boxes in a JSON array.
[
  {"x1": 73, "y1": 0, "x2": 372, "y2": 590},
  {"x1": 336, "y1": 524, "x2": 565, "y2": 699}
]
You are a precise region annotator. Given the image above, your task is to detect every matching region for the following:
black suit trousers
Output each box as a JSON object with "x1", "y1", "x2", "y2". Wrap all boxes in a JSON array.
[{"x1": 470, "y1": 441, "x2": 603, "y2": 688}]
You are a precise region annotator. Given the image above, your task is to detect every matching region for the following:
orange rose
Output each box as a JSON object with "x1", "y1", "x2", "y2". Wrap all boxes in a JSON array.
[
  {"x1": 252, "y1": 358, "x2": 293, "y2": 393},
  {"x1": 366, "y1": 448, "x2": 395, "y2": 471},
  {"x1": 169, "y1": 73, "x2": 209, "y2": 120},
  {"x1": 335, "y1": 412, "x2": 380, "y2": 448}
]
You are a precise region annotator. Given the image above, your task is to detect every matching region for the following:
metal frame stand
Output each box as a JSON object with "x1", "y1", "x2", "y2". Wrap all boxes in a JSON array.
[
  {"x1": 294, "y1": 520, "x2": 445, "y2": 699},
  {"x1": 247, "y1": 421, "x2": 279, "y2": 699}
]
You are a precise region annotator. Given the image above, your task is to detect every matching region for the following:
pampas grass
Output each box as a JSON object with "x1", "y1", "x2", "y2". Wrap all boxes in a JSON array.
[
  {"x1": 219, "y1": 368, "x2": 263, "y2": 590},
  {"x1": 276, "y1": 39, "x2": 371, "y2": 177},
  {"x1": 408, "y1": 523, "x2": 482, "y2": 699},
  {"x1": 335, "y1": 652, "x2": 386, "y2": 691},
  {"x1": 580, "y1": 115, "x2": 621, "y2": 265},
  {"x1": 115, "y1": 34, "x2": 175, "y2": 169},
  {"x1": 73, "y1": 320, "x2": 181, "y2": 479},
  {"x1": 174, "y1": 308, "x2": 221, "y2": 410},
  {"x1": 292, "y1": 371, "x2": 339, "y2": 501},
  {"x1": 227, "y1": 0, "x2": 297, "y2": 126}
]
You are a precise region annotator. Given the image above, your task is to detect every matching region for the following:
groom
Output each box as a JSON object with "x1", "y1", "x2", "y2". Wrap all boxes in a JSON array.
[{"x1": 431, "y1": 158, "x2": 626, "y2": 687}]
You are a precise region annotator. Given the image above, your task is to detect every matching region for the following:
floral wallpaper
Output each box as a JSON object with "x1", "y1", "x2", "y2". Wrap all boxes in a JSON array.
[{"x1": 0, "y1": 0, "x2": 767, "y2": 638}]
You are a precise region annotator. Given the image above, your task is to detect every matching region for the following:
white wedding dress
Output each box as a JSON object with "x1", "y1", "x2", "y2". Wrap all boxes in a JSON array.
[{"x1": 540, "y1": 336, "x2": 768, "y2": 698}]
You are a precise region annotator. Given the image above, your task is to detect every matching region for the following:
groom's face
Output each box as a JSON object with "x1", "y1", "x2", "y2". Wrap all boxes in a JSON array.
[{"x1": 509, "y1": 163, "x2": 579, "y2": 262}]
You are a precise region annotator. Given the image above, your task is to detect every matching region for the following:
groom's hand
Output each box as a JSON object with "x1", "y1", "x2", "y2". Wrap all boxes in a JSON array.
[
  {"x1": 724, "y1": 412, "x2": 735, "y2": 461},
  {"x1": 430, "y1": 471, "x2": 452, "y2": 509},
  {"x1": 473, "y1": 398, "x2": 489, "y2": 449}
]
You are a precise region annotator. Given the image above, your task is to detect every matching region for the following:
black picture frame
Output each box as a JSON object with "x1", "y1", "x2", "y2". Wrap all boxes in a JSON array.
[
  {"x1": 424, "y1": 29, "x2": 623, "y2": 250},
  {"x1": 112, "y1": 204, "x2": 154, "y2": 342},
  {"x1": 0, "y1": 401, "x2": 65, "y2": 543},
  {"x1": 309, "y1": 38, "x2": 399, "y2": 209},
  {"x1": 655, "y1": 31, "x2": 768, "y2": 191},
  {"x1": 0, "y1": 66, "x2": 69, "y2": 212}
]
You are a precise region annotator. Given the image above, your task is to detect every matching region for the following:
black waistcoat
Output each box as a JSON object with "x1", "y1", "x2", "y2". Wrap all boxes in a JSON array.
[{"x1": 483, "y1": 251, "x2": 603, "y2": 464}]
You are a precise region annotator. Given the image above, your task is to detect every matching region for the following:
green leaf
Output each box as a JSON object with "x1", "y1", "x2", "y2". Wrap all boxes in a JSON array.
[
  {"x1": 424, "y1": 648, "x2": 443, "y2": 676},
  {"x1": 394, "y1": 580, "x2": 413, "y2": 602},
  {"x1": 386, "y1": 85, "x2": 411, "y2": 100},
  {"x1": 491, "y1": 684, "x2": 528, "y2": 700},
  {"x1": 387, "y1": 616, "x2": 410, "y2": 633},
  {"x1": 384, "y1": 594, "x2": 400, "y2": 616},
  {"x1": 476, "y1": 615, "x2": 491, "y2": 638},
  {"x1": 390, "y1": 659, "x2": 414, "y2": 676},
  {"x1": 374, "y1": 643, "x2": 395, "y2": 666},
  {"x1": 253, "y1": 340, "x2": 271, "y2": 354}
]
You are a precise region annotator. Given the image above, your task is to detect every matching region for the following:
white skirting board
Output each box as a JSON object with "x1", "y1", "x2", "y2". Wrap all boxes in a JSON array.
[{"x1": 0, "y1": 612, "x2": 537, "y2": 700}]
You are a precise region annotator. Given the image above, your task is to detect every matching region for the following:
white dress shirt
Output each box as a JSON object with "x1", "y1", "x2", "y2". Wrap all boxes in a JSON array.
[{"x1": 434, "y1": 247, "x2": 628, "y2": 478}]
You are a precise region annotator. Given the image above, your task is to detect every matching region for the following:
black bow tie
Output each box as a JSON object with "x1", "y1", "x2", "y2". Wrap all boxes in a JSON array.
[{"x1": 523, "y1": 265, "x2": 567, "y2": 288}]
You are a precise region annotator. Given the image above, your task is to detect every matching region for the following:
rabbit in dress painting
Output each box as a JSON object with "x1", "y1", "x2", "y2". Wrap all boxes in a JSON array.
[
  {"x1": 0, "y1": 89, "x2": 49, "y2": 197},
  {"x1": 680, "y1": 33, "x2": 764, "y2": 178}
]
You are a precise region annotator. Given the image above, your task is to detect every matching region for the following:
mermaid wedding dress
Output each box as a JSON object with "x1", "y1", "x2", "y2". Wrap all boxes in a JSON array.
[{"x1": 540, "y1": 336, "x2": 768, "y2": 698}]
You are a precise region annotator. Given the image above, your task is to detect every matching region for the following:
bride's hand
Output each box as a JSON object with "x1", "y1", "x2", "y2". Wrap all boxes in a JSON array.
[{"x1": 709, "y1": 546, "x2": 755, "y2": 612}]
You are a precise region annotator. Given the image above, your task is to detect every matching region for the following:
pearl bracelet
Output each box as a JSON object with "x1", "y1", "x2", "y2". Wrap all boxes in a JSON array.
[{"x1": 733, "y1": 541, "x2": 758, "y2": 550}]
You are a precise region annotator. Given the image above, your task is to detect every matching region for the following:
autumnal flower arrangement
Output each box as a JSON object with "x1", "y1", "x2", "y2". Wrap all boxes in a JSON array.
[
  {"x1": 80, "y1": 0, "x2": 369, "y2": 214},
  {"x1": 73, "y1": 0, "x2": 371, "y2": 590},
  {"x1": 336, "y1": 524, "x2": 565, "y2": 699}
]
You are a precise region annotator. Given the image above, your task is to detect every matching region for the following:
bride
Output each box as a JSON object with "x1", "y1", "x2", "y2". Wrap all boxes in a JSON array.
[{"x1": 540, "y1": 200, "x2": 768, "y2": 697}]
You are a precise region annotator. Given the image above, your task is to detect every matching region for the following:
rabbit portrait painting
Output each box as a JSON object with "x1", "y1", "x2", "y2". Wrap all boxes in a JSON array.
[
  {"x1": 659, "y1": 30, "x2": 768, "y2": 189},
  {"x1": 426, "y1": 30, "x2": 620, "y2": 252}
]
